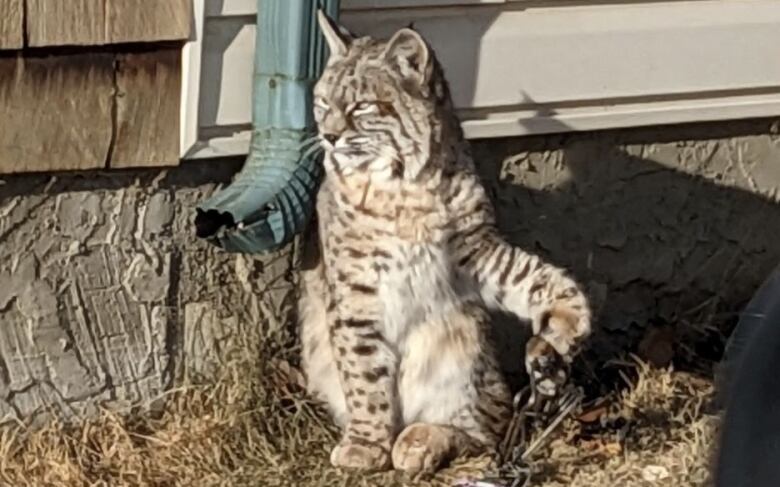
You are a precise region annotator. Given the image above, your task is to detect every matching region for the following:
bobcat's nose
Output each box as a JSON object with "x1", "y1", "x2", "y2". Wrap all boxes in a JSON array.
[{"x1": 321, "y1": 133, "x2": 339, "y2": 146}]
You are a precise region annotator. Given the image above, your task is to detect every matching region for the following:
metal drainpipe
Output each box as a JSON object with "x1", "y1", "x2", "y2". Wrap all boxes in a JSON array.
[{"x1": 194, "y1": 0, "x2": 339, "y2": 253}]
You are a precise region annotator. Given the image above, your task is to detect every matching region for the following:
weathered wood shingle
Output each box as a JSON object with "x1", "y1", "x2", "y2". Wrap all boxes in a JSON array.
[
  {"x1": 108, "y1": 0, "x2": 192, "y2": 45},
  {"x1": 0, "y1": 54, "x2": 114, "y2": 173},
  {"x1": 0, "y1": 49, "x2": 182, "y2": 173},
  {"x1": 26, "y1": 0, "x2": 191, "y2": 47},
  {"x1": 112, "y1": 49, "x2": 182, "y2": 168},
  {"x1": 0, "y1": 0, "x2": 24, "y2": 50}
]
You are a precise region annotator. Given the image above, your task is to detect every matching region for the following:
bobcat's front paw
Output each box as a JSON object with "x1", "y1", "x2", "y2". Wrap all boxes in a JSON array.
[
  {"x1": 391, "y1": 423, "x2": 465, "y2": 475},
  {"x1": 535, "y1": 304, "x2": 590, "y2": 357},
  {"x1": 330, "y1": 436, "x2": 392, "y2": 471}
]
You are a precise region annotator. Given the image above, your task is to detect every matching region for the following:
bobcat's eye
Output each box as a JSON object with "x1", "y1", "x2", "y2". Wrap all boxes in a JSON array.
[
  {"x1": 351, "y1": 102, "x2": 378, "y2": 117},
  {"x1": 313, "y1": 98, "x2": 329, "y2": 118}
]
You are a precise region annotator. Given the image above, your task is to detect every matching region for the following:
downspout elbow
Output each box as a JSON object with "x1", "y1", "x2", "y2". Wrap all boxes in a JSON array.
[{"x1": 194, "y1": 0, "x2": 339, "y2": 254}]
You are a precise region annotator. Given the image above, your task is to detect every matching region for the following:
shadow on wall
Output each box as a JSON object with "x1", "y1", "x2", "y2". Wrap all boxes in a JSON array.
[{"x1": 477, "y1": 112, "x2": 780, "y2": 392}]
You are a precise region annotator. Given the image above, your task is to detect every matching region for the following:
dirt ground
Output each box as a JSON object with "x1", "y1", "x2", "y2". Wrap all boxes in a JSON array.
[{"x1": 0, "y1": 314, "x2": 723, "y2": 487}]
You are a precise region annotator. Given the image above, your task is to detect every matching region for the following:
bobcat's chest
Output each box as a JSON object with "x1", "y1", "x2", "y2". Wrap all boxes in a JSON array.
[{"x1": 378, "y1": 241, "x2": 476, "y2": 347}]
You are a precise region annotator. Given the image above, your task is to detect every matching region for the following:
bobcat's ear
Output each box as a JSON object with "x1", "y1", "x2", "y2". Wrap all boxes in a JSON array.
[
  {"x1": 317, "y1": 10, "x2": 353, "y2": 58},
  {"x1": 383, "y1": 28, "x2": 433, "y2": 89}
]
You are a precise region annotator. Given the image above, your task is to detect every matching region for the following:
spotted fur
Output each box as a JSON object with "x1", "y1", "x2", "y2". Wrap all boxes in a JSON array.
[{"x1": 299, "y1": 11, "x2": 592, "y2": 474}]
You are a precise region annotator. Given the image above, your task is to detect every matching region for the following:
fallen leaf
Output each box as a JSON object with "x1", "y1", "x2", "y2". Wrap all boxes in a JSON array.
[
  {"x1": 579, "y1": 438, "x2": 622, "y2": 457},
  {"x1": 269, "y1": 359, "x2": 307, "y2": 391},
  {"x1": 579, "y1": 405, "x2": 608, "y2": 423},
  {"x1": 642, "y1": 465, "x2": 670, "y2": 481}
]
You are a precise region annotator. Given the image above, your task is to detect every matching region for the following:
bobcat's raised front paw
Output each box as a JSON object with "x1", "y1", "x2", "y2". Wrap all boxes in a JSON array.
[
  {"x1": 330, "y1": 436, "x2": 392, "y2": 471},
  {"x1": 535, "y1": 304, "x2": 590, "y2": 357}
]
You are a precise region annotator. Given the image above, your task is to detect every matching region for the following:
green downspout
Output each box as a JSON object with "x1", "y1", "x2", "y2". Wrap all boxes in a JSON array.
[{"x1": 194, "y1": 0, "x2": 339, "y2": 253}]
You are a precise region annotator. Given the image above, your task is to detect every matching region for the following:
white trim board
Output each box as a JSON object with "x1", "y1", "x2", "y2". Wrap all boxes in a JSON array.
[
  {"x1": 181, "y1": 0, "x2": 780, "y2": 159},
  {"x1": 180, "y1": 0, "x2": 205, "y2": 158}
]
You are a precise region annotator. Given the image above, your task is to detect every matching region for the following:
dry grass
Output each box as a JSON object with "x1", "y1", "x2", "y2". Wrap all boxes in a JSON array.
[
  {"x1": 531, "y1": 359, "x2": 717, "y2": 487},
  {"x1": 0, "y1": 338, "x2": 719, "y2": 487}
]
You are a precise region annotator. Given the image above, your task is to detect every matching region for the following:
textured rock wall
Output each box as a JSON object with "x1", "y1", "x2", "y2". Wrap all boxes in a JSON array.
[
  {"x1": 0, "y1": 160, "x2": 297, "y2": 423},
  {"x1": 1, "y1": 117, "x2": 779, "y2": 422}
]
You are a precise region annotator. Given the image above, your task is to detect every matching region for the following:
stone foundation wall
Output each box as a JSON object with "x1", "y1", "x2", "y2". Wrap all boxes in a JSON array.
[{"x1": 0, "y1": 161, "x2": 296, "y2": 423}]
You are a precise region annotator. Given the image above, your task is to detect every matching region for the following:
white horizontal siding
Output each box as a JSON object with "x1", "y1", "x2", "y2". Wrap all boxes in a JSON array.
[{"x1": 182, "y1": 0, "x2": 780, "y2": 159}]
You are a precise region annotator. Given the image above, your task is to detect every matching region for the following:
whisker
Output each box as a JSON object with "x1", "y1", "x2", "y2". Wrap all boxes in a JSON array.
[
  {"x1": 301, "y1": 143, "x2": 325, "y2": 160},
  {"x1": 298, "y1": 135, "x2": 321, "y2": 152}
]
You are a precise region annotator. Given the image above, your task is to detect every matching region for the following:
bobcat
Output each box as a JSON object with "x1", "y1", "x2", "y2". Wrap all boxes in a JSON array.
[{"x1": 298, "y1": 11, "x2": 592, "y2": 475}]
